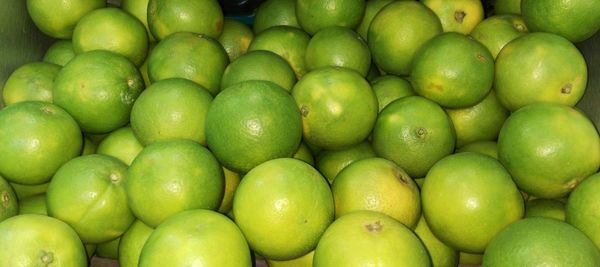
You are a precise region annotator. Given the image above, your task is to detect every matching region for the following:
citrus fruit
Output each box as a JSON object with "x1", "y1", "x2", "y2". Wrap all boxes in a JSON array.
[
  {"x1": 0, "y1": 214, "x2": 88, "y2": 266},
  {"x1": 470, "y1": 14, "x2": 528, "y2": 59},
  {"x1": 9, "y1": 182, "x2": 49, "y2": 200},
  {"x1": 96, "y1": 126, "x2": 143, "y2": 166},
  {"x1": 0, "y1": 101, "x2": 82, "y2": 185},
  {"x1": 525, "y1": 198, "x2": 566, "y2": 221},
  {"x1": 248, "y1": 25, "x2": 311, "y2": 79},
  {"x1": 146, "y1": 31, "x2": 229, "y2": 96},
  {"x1": 445, "y1": 90, "x2": 509, "y2": 148},
  {"x1": 232, "y1": 158, "x2": 334, "y2": 261},
  {"x1": 80, "y1": 136, "x2": 97, "y2": 156},
  {"x1": 206, "y1": 80, "x2": 302, "y2": 173},
  {"x1": 220, "y1": 50, "x2": 296, "y2": 91},
  {"x1": 316, "y1": 141, "x2": 377, "y2": 184},
  {"x1": 130, "y1": 78, "x2": 213, "y2": 146},
  {"x1": 126, "y1": 139, "x2": 224, "y2": 227},
  {"x1": 422, "y1": 0, "x2": 484, "y2": 34},
  {"x1": 455, "y1": 140, "x2": 498, "y2": 159},
  {"x1": 370, "y1": 75, "x2": 415, "y2": 112},
  {"x1": 414, "y1": 216, "x2": 459, "y2": 267},
  {"x1": 43, "y1": 40, "x2": 76, "y2": 66},
  {"x1": 121, "y1": 0, "x2": 155, "y2": 43},
  {"x1": 72, "y1": 7, "x2": 148, "y2": 66},
  {"x1": 95, "y1": 237, "x2": 120, "y2": 259},
  {"x1": 368, "y1": 1, "x2": 443, "y2": 76},
  {"x1": 355, "y1": 0, "x2": 394, "y2": 41},
  {"x1": 497, "y1": 103, "x2": 600, "y2": 198},
  {"x1": 17, "y1": 193, "x2": 46, "y2": 216},
  {"x1": 421, "y1": 152, "x2": 524, "y2": 253},
  {"x1": 460, "y1": 252, "x2": 483, "y2": 266},
  {"x1": 521, "y1": 0, "x2": 600, "y2": 43},
  {"x1": 410, "y1": 32, "x2": 494, "y2": 108},
  {"x1": 494, "y1": 0, "x2": 521, "y2": 15},
  {"x1": 482, "y1": 217, "x2": 600, "y2": 266},
  {"x1": 46, "y1": 154, "x2": 134, "y2": 243},
  {"x1": 305, "y1": 26, "x2": 371, "y2": 77},
  {"x1": 217, "y1": 167, "x2": 242, "y2": 214},
  {"x1": 118, "y1": 220, "x2": 154, "y2": 267},
  {"x1": 292, "y1": 67, "x2": 378, "y2": 150},
  {"x1": 139, "y1": 209, "x2": 251, "y2": 266},
  {"x1": 494, "y1": 32, "x2": 588, "y2": 111},
  {"x1": 0, "y1": 176, "x2": 18, "y2": 222},
  {"x1": 147, "y1": 0, "x2": 223, "y2": 40},
  {"x1": 293, "y1": 142, "x2": 315, "y2": 166},
  {"x1": 266, "y1": 250, "x2": 314, "y2": 267},
  {"x1": 53, "y1": 50, "x2": 144, "y2": 134},
  {"x1": 218, "y1": 19, "x2": 254, "y2": 62},
  {"x1": 2, "y1": 61, "x2": 59, "y2": 106},
  {"x1": 296, "y1": 0, "x2": 366, "y2": 35},
  {"x1": 253, "y1": 0, "x2": 300, "y2": 34},
  {"x1": 26, "y1": 0, "x2": 105, "y2": 39},
  {"x1": 566, "y1": 172, "x2": 600, "y2": 250},
  {"x1": 332, "y1": 157, "x2": 421, "y2": 228},
  {"x1": 371, "y1": 96, "x2": 456, "y2": 178},
  {"x1": 313, "y1": 210, "x2": 431, "y2": 266}
]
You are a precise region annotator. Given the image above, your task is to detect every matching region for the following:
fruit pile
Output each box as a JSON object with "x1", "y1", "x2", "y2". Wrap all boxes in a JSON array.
[{"x1": 1, "y1": 0, "x2": 600, "y2": 266}]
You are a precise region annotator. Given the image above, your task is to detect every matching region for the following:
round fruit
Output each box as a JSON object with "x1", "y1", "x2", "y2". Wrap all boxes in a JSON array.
[
  {"x1": 2, "y1": 61, "x2": 59, "y2": 106},
  {"x1": 305, "y1": 26, "x2": 371, "y2": 77},
  {"x1": 521, "y1": 0, "x2": 600, "y2": 43},
  {"x1": 525, "y1": 198, "x2": 566, "y2": 221},
  {"x1": 26, "y1": 0, "x2": 104, "y2": 39},
  {"x1": 147, "y1": 0, "x2": 223, "y2": 40},
  {"x1": 220, "y1": 50, "x2": 296, "y2": 91},
  {"x1": 0, "y1": 101, "x2": 82, "y2": 185},
  {"x1": 253, "y1": 0, "x2": 300, "y2": 34},
  {"x1": 315, "y1": 141, "x2": 377, "y2": 184},
  {"x1": 312, "y1": 210, "x2": 431, "y2": 266},
  {"x1": 410, "y1": 32, "x2": 494, "y2": 108},
  {"x1": 414, "y1": 216, "x2": 459, "y2": 267},
  {"x1": 497, "y1": 103, "x2": 600, "y2": 198},
  {"x1": 482, "y1": 217, "x2": 600, "y2": 266},
  {"x1": 368, "y1": 1, "x2": 442, "y2": 76},
  {"x1": 9, "y1": 182, "x2": 49, "y2": 200},
  {"x1": 139, "y1": 209, "x2": 252, "y2": 266},
  {"x1": 217, "y1": 167, "x2": 242, "y2": 214},
  {"x1": 292, "y1": 67, "x2": 378, "y2": 150},
  {"x1": 296, "y1": 0, "x2": 366, "y2": 35},
  {"x1": 118, "y1": 220, "x2": 154, "y2": 267},
  {"x1": 422, "y1": 0, "x2": 484, "y2": 34},
  {"x1": 470, "y1": 14, "x2": 528, "y2": 59},
  {"x1": 130, "y1": 78, "x2": 213, "y2": 146},
  {"x1": 43, "y1": 40, "x2": 76, "y2": 66},
  {"x1": 0, "y1": 176, "x2": 17, "y2": 222},
  {"x1": 233, "y1": 158, "x2": 334, "y2": 261},
  {"x1": 332, "y1": 157, "x2": 421, "y2": 228},
  {"x1": 72, "y1": 7, "x2": 148, "y2": 66},
  {"x1": 46, "y1": 154, "x2": 134, "y2": 243},
  {"x1": 494, "y1": 32, "x2": 588, "y2": 111},
  {"x1": 456, "y1": 140, "x2": 498, "y2": 159},
  {"x1": 267, "y1": 250, "x2": 314, "y2": 267},
  {"x1": 566, "y1": 172, "x2": 600, "y2": 250},
  {"x1": 355, "y1": 0, "x2": 394, "y2": 41},
  {"x1": 218, "y1": 19, "x2": 254, "y2": 62},
  {"x1": 147, "y1": 31, "x2": 229, "y2": 96},
  {"x1": 96, "y1": 127, "x2": 143, "y2": 166},
  {"x1": 370, "y1": 75, "x2": 415, "y2": 112},
  {"x1": 494, "y1": 0, "x2": 521, "y2": 15},
  {"x1": 126, "y1": 139, "x2": 224, "y2": 227},
  {"x1": 445, "y1": 90, "x2": 509, "y2": 148},
  {"x1": 371, "y1": 96, "x2": 456, "y2": 178},
  {"x1": 17, "y1": 193, "x2": 47, "y2": 216},
  {"x1": 421, "y1": 152, "x2": 524, "y2": 253},
  {"x1": 0, "y1": 214, "x2": 87, "y2": 266},
  {"x1": 53, "y1": 50, "x2": 144, "y2": 134},
  {"x1": 95, "y1": 237, "x2": 120, "y2": 259},
  {"x1": 121, "y1": 0, "x2": 154, "y2": 42},
  {"x1": 206, "y1": 80, "x2": 302, "y2": 173}
]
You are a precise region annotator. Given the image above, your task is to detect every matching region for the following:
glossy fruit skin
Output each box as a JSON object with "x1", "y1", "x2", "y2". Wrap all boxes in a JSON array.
[
  {"x1": 220, "y1": 50, "x2": 296, "y2": 91},
  {"x1": 296, "y1": 0, "x2": 366, "y2": 35},
  {"x1": 252, "y1": 0, "x2": 300, "y2": 34},
  {"x1": 118, "y1": 220, "x2": 154, "y2": 267},
  {"x1": 566, "y1": 172, "x2": 600, "y2": 250},
  {"x1": 232, "y1": 158, "x2": 334, "y2": 261},
  {"x1": 421, "y1": 152, "x2": 524, "y2": 253},
  {"x1": 497, "y1": 103, "x2": 600, "y2": 198},
  {"x1": 0, "y1": 176, "x2": 18, "y2": 222},
  {"x1": 410, "y1": 32, "x2": 495, "y2": 108},
  {"x1": 206, "y1": 80, "x2": 302, "y2": 174},
  {"x1": 139, "y1": 209, "x2": 252, "y2": 267},
  {"x1": 2, "y1": 62, "x2": 59, "y2": 106},
  {"x1": 0, "y1": 101, "x2": 82, "y2": 185},
  {"x1": 0, "y1": 214, "x2": 88, "y2": 267},
  {"x1": 218, "y1": 19, "x2": 254, "y2": 62},
  {"x1": 147, "y1": 0, "x2": 224, "y2": 40},
  {"x1": 46, "y1": 154, "x2": 134, "y2": 244},
  {"x1": 422, "y1": 0, "x2": 484, "y2": 34},
  {"x1": 312, "y1": 210, "x2": 431, "y2": 267},
  {"x1": 470, "y1": 14, "x2": 528, "y2": 59},
  {"x1": 26, "y1": 0, "x2": 105, "y2": 39},
  {"x1": 494, "y1": 32, "x2": 587, "y2": 111},
  {"x1": 53, "y1": 50, "x2": 144, "y2": 134},
  {"x1": 482, "y1": 217, "x2": 600, "y2": 267},
  {"x1": 414, "y1": 216, "x2": 459, "y2": 267},
  {"x1": 316, "y1": 141, "x2": 376, "y2": 184}
]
